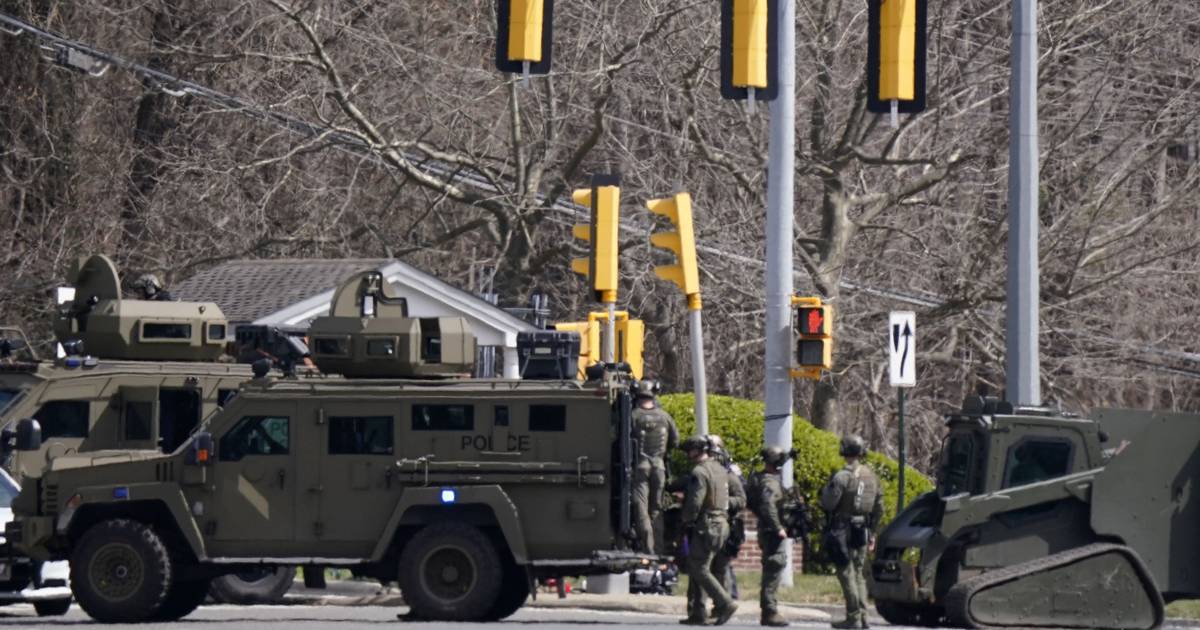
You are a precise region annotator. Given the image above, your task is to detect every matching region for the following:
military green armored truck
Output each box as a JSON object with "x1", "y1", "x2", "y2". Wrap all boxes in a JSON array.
[
  {"x1": 7, "y1": 270, "x2": 646, "y2": 623},
  {"x1": 868, "y1": 395, "x2": 1200, "y2": 629}
]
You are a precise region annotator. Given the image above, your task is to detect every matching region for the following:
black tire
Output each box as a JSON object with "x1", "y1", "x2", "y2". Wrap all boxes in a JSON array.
[
  {"x1": 154, "y1": 579, "x2": 211, "y2": 621},
  {"x1": 70, "y1": 518, "x2": 173, "y2": 623},
  {"x1": 485, "y1": 562, "x2": 530, "y2": 620},
  {"x1": 876, "y1": 600, "x2": 942, "y2": 627},
  {"x1": 398, "y1": 522, "x2": 503, "y2": 621},
  {"x1": 209, "y1": 567, "x2": 294, "y2": 604},
  {"x1": 33, "y1": 598, "x2": 71, "y2": 616}
]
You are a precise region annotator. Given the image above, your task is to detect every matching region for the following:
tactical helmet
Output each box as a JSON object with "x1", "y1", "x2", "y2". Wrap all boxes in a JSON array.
[
  {"x1": 632, "y1": 379, "x2": 657, "y2": 399},
  {"x1": 839, "y1": 434, "x2": 867, "y2": 457},
  {"x1": 135, "y1": 274, "x2": 163, "y2": 292},
  {"x1": 761, "y1": 445, "x2": 790, "y2": 467},
  {"x1": 706, "y1": 434, "x2": 724, "y2": 452},
  {"x1": 680, "y1": 436, "x2": 708, "y2": 453}
]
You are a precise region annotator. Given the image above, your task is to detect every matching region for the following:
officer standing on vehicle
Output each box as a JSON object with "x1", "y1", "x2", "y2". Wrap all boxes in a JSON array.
[
  {"x1": 631, "y1": 380, "x2": 679, "y2": 554},
  {"x1": 748, "y1": 446, "x2": 793, "y2": 627},
  {"x1": 133, "y1": 274, "x2": 174, "y2": 301},
  {"x1": 679, "y1": 435, "x2": 738, "y2": 626},
  {"x1": 820, "y1": 435, "x2": 883, "y2": 629}
]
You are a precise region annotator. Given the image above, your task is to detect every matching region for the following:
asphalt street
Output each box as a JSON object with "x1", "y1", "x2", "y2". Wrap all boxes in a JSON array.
[{"x1": 0, "y1": 604, "x2": 900, "y2": 630}]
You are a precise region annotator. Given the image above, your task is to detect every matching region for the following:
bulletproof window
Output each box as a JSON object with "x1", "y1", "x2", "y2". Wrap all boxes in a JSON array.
[
  {"x1": 33, "y1": 400, "x2": 89, "y2": 439},
  {"x1": 1002, "y1": 439, "x2": 1072, "y2": 488},
  {"x1": 219, "y1": 416, "x2": 290, "y2": 461},
  {"x1": 313, "y1": 337, "x2": 349, "y2": 356},
  {"x1": 494, "y1": 406, "x2": 510, "y2": 427},
  {"x1": 411, "y1": 404, "x2": 473, "y2": 431},
  {"x1": 529, "y1": 405, "x2": 567, "y2": 432},
  {"x1": 420, "y1": 319, "x2": 441, "y2": 363},
  {"x1": 217, "y1": 389, "x2": 238, "y2": 408},
  {"x1": 123, "y1": 401, "x2": 153, "y2": 441},
  {"x1": 367, "y1": 338, "x2": 397, "y2": 357},
  {"x1": 142, "y1": 322, "x2": 192, "y2": 340},
  {"x1": 206, "y1": 324, "x2": 227, "y2": 343},
  {"x1": 329, "y1": 416, "x2": 393, "y2": 455},
  {"x1": 938, "y1": 431, "x2": 984, "y2": 496}
]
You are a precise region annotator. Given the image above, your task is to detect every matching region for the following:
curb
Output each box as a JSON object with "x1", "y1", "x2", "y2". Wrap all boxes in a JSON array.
[{"x1": 526, "y1": 594, "x2": 831, "y2": 622}]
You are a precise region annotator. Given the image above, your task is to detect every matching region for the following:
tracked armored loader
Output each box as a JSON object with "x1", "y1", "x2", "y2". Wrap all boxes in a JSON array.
[
  {"x1": 868, "y1": 395, "x2": 1200, "y2": 629},
  {"x1": 7, "y1": 271, "x2": 648, "y2": 623}
]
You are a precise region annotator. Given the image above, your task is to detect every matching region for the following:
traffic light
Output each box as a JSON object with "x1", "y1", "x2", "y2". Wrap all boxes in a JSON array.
[
  {"x1": 646, "y1": 193, "x2": 701, "y2": 305},
  {"x1": 496, "y1": 0, "x2": 554, "y2": 75},
  {"x1": 570, "y1": 174, "x2": 621, "y2": 303},
  {"x1": 867, "y1": 0, "x2": 927, "y2": 114},
  {"x1": 792, "y1": 296, "x2": 832, "y2": 379},
  {"x1": 719, "y1": 0, "x2": 779, "y2": 102},
  {"x1": 555, "y1": 312, "x2": 645, "y2": 379}
]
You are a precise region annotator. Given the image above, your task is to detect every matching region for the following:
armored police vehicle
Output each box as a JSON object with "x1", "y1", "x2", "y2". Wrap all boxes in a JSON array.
[
  {"x1": 8, "y1": 271, "x2": 646, "y2": 623},
  {"x1": 869, "y1": 395, "x2": 1200, "y2": 629}
]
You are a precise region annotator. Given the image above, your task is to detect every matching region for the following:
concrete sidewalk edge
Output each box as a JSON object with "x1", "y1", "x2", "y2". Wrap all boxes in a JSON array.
[{"x1": 526, "y1": 593, "x2": 832, "y2": 622}]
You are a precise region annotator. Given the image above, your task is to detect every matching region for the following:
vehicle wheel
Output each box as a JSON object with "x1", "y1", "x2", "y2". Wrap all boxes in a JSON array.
[
  {"x1": 33, "y1": 598, "x2": 71, "y2": 616},
  {"x1": 876, "y1": 600, "x2": 942, "y2": 626},
  {"x1": 70, "y1": 518, "x2": 173, "y2": 623},
  {"x1": 398, "y1": 522, "x2": 503, "y2": 621},
  {"x1": 484, "y1": 562, "x2": 529, "y2": 620},
  {"x1": 209, "y1": 567, "x2": 293, "y2": 604},
  {"x1": 154, "y1": 579, "x2": 211, "y2": 621}
]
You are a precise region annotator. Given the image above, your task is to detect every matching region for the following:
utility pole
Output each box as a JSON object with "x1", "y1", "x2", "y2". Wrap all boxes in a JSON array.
[
  {"x1": 764, "y1": 0, "x2": 796, "y2": 586},
  {"x1": 1007, "y1": 0, "x2": 1040, "y2": 407}
]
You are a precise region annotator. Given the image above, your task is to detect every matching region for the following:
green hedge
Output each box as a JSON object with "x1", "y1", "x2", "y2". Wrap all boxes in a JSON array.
[{"x1": 660, "y1": 393, "x2": 933, "y2": 570}]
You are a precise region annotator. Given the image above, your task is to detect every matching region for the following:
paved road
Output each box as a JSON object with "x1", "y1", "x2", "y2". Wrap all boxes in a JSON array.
[{"x1": 0, "y1": 604, "x2": 901, "y2": 629}]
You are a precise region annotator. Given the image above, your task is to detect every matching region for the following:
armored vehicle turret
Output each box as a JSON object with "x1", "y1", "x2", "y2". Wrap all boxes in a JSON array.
[
  {"x1": 308, "y1": 271, "x2": 474, "y2": 378},
  {"x1": 866, "y1": 396, "x2": 1200, "y2": 629}
]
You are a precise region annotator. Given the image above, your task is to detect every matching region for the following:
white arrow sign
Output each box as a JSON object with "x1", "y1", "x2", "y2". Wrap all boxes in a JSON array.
[{"x1": 889, "y1": 311, "x2": 916, "y2": 388}]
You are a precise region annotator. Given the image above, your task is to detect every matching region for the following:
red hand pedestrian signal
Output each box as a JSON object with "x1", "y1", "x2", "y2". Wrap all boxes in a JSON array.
[
  {"x1": 797, "y1": 306, "x2": 830, "y2": 336},
  {"x1": 807, "y1": 309, "x2": 823, "y2": 334}
]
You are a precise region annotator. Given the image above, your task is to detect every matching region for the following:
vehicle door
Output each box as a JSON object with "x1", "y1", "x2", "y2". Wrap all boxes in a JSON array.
[
  {"x1": 207, "y1": 402, "x2": 297, "y2": 553},
  {"x1": 310, "y1": 401, "x2": 397, "y2": 556},
  {"x1": 116, "y1": 386, "x2": 159, "y2": 451}
]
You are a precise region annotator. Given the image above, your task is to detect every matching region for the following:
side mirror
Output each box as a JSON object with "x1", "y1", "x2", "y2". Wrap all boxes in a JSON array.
[
  {"x1": 15, "y1": 418, "x2": 42, "y2": 451},
  {"x1": 187, "y1": 432, "x2": 214, "y2": 465}
]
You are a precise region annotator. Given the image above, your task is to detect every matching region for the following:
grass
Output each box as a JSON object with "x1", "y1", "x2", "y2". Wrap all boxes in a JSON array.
[
  {"x1": 678, "y1": 571, "x2": 844, "y2": 606},
  {"x1": 1167, "y1": 600, "x2": 1200, "y2": 619}
]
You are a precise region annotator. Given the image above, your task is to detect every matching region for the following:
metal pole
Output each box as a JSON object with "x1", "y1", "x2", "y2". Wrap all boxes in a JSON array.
[
  {"x1": 604, "y1": 301, "x2": 616, "y2": 363},
  {"x1": 764, "y1": 0, "x2": 796, "y2": 585},
  {"x1": 1006, "y1": 0, "x2": 1040, "y2": 407},
  {"x1": 689, "y1": 302, "x2": 709, "y2": 435},
  {"x1": 897, "y1": 388, "x2": 906, "y2": 511}
]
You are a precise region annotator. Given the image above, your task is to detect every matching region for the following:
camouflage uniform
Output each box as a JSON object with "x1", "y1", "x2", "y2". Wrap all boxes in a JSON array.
[
  {"x1": 748, "y1": 468, "x2": 789, "y2": 624},
  {"x1": 820, "y1": 460, "x2": 883, "y2": 629},
  {"x1": 682, "y1": 456, "x2": 736, "y2": 624},
  {"x1": 631, "y1": 401, "x2": 679, "y2": 554},
  {"x1": 697, "y1": 461, "x2": 745, "y2": 618}
]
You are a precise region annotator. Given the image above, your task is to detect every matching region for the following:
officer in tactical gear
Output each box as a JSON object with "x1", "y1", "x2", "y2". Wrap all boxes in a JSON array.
[
  {"x1": 820, "y1": 435, "x2": 883, "y2": 629},
  {"x1": 700, "y1": 435, "x2": 746, "y2": 617},
  {"x1": 133, "y1": 274, "x2": 174, "y2": 301},
  {"x1": 631, "y1": 379, "x2": 679, "y2": 554},
  {"x1": 679, "y1": 435, "x2": 738, "y2": 626},
  {"x1": 747, "y1": 445, "x2": 794, "y2": 626}
]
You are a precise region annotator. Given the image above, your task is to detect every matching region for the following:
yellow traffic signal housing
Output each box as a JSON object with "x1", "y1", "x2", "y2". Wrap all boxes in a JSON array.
[
  {"x1": 496, "y1": 0, "x2": 554, "y2": 75},
  {"x1": 555, "y1": 312, "x2": 644, "y2": 379},
  {"x1": 791, "y1": 296, "x2": 832, "y2": 379},
  {"x1": 867, "y1": 0, "x2": 926, "y2": 114},
  {"x1": 646, "y1": 192, "x2": 701, "y2": 301},
  {"x1": 570, "y1": 175, "x2": 621, "y2": 303},
  {"x1": 719, "y1": 0, "x2": 778, "y2": 101}
]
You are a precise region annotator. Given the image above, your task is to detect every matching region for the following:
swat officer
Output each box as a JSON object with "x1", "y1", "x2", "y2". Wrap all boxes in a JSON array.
[
  {"x1": 747, "y1": 446, "x2": 793, "y2": 627},
  {"x1": 679, "y1": 435, "x2": 738, "y2": 626},
  {"x1": 820, "y1": 435, "x2": 883, "y2": 629},
  {"x1": 701, "y1": 435, "x2": 746, "y2": 616},
  {"x1": 631, "y1": 379, "x2": 679, "y2": 554},
  {"x1": 133, "y1": 274, "x2": 174, "y2": 301}
]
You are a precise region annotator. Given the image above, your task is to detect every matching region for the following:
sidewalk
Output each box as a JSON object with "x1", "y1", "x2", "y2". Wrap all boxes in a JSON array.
[{"x1": 527, "y1": 592, "x2": 832, "y2": 623}]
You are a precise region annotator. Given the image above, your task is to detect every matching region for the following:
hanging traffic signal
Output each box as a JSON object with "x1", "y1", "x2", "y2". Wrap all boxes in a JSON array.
[
  {"x1": 867, "y1": 0, "x2": 926, "y2": 114},
  {"x1": 496, "y1": 0, "x2": 554, "y2": 75},
  {"x1": 791, "y1": 296, "x2": 832, "y2": 379},
  {"x1": 646, "y1": 192, "x2": 701, "y2": 306},
  {"x1": 570, "y1": 174, "x2": 621, "y2": 303},
  {"x1": 719, "y1": 0, "x2": 779, "y2": 102}
]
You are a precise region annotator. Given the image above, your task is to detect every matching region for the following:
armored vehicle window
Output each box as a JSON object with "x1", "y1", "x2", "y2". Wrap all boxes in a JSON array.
[
  {"x1": 329, "y1": 416, "x2": 393, "y2": 455},
  {"x1": 367, "y1": 338, "x2": 396, "y2": 357},
  {"x1": 0, "y1": 389, "x2": 21, "y2": 416},
  {"x1": 0, "y1": 472, "x2": 16, "y2": 508},
  {"x1": 207, "y1": 324, "x2": 227, "y2": 343},
  {"x1": 124, "y1": 401, "x2": 153, "y2": 441},
  {"x1": 529, "y1": 405, "x2": 567, "y2": 432},
  {"x1": 938, "y1": 431, "x2": 982, "y2": 496},
  {"x1": 495, "y1": 406, "x2": 510, "y2": 427},
  {"x1": 217, "y1": 389, "x2": 238, "y2": 407},
  {"x1": 1003, "y1": 439, "x2": 1072, "y2": 488},
  {"x1": 412, "y1": 404, "x2": 473, "y2": 431},
  {"x1": 143, "y1": 322, "x2": 192, "y2": 340},
  {"x1": 313, "y1": 337, "x2": 349, "y2": 356},
  {"x1": 219, "y1": 416, "x2": 290, "y2": 461},
  {"x1": 33, "y1": 400, "x2": 89, "y2": 439},
  {"x1": 420, "y1": 319, "x2": 441, "y2": 362}
]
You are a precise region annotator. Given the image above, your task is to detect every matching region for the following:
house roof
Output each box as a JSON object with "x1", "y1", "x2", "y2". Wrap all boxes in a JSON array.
[{"x1": 172, "y1": 259, "x2": 388, "y2": 324}]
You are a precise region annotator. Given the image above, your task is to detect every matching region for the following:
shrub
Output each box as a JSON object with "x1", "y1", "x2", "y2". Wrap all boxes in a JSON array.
[{"x1": 659, "y1": 393, "x2": 934, "y2": 571}]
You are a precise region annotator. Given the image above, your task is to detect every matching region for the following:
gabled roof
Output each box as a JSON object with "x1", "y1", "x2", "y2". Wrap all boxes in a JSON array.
[{"x1": 173, "y1": 259, "x2": 388, "y2": 324}]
